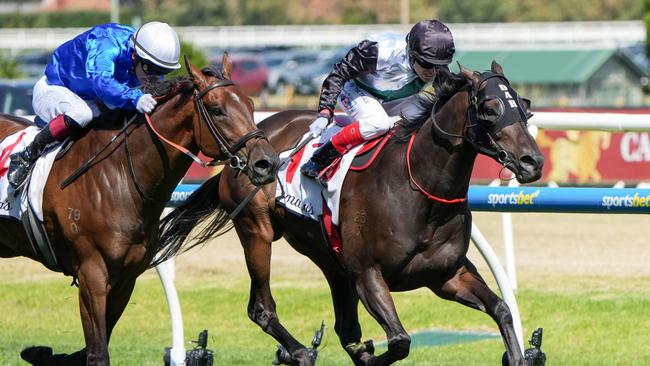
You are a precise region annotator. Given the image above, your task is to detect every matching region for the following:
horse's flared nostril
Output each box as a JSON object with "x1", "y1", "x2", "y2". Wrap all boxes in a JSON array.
[
  {"x1": 253, "y1": 159, "x2": 273, "y2": 176},
  {"x1": 520, "y1": 154, "x2": 544, "y2": 170}
]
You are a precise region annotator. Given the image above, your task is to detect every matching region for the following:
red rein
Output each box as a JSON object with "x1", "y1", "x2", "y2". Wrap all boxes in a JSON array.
[{"x1": 406, "y1": 133, "x2": 466, "y2": 204}]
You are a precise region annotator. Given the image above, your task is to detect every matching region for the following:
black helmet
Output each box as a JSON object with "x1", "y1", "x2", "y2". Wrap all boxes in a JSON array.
[{"x1": 407, "y1": 19, "x2": 455, "y2": 68}]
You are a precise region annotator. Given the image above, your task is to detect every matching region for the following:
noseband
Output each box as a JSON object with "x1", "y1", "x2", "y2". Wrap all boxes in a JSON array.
[{"x1": 194, "y1": 79, "x2": 267, "y2": 171}]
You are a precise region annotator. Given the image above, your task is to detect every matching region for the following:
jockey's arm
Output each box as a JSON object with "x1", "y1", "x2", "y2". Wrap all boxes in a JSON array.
[
  {"x1": 383, "y1": 82, "x2": 435, "y2": 123},
  {"x1": 318, "y1": 40, "x2": 377, "y2": 114},
  {"x1": 86, "y1": 36, "x2": 143, "y2": 110}
]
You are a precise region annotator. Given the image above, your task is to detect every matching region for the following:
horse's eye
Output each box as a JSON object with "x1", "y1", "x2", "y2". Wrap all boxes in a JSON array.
[
  {"x1": 479, "y1": 99, "x2": 503, "y2": 122},
  {"x1": 211, "y1": 106, "x2": 225, "y2": 116}
]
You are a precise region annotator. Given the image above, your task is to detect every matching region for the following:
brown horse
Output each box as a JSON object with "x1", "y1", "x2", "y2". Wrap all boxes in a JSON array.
[
  {"x1": 0, "y1": 54, "x2": 278, "y2": 366},
  {"x1": 160, "y1": 61, "x2": 544, "y2": 366}
]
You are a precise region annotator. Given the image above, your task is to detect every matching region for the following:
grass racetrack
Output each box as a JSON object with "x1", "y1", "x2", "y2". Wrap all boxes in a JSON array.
[{"x1": 1, "y1": 212, "x2": 649, "y2": 365}]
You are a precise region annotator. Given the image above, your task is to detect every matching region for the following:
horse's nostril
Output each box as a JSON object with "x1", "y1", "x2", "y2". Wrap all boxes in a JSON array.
[
  {"x1": 520, "y1": 154, "x2": 543, "y2": 169},
  {"x1": 254, "y1": 159, "x2": 272, "y2": 173}
]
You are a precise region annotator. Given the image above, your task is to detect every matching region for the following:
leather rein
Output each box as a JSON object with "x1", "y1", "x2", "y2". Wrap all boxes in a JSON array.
[{"x1": 147, "y1": 79, "x2": 267, "y2": 171}]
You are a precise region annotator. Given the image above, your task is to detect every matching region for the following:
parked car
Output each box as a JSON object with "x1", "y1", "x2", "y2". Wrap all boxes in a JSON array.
[
  {"x1": 287, "y1": 46, "x2": 351, "y2": 95},
  {"x1": 212, "y1": 53, "x2": 268, "y2": 96},
  {"x1": 0, "y1": 78, "x2": 37, "y2": 116},
  {"x1": 262, "y1": 49, "x2": 321, "y2": 94}
]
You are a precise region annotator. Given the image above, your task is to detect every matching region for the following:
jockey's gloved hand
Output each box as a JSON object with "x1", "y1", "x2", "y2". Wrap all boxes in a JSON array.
[
  {"x1": 136, "y1": 93, "x2": 157, "y2": 114},
  {"x1": 309, "y1": 110, "x2": 332, "y2": 138}
]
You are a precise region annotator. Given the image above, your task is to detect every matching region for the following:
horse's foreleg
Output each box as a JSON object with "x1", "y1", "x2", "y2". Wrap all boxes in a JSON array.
[
  {"x1": 105, "y1": 277, "x2": 137, "y2": 342},
  {"x1": 324, "y1": 272, "x2": 374, "y2": 366},
  {"x1": 354, "y1": 267, "x2": 410, "y2": 366},
  {"x1": 234, "y1": 218, "x2": 312, "y2": 366},
  {"x1": 431, "y1": 259, "x2": 525, "y2": 366},
  {"x1": 77, "y1": 256, "x2": 111, "y2": 366}
]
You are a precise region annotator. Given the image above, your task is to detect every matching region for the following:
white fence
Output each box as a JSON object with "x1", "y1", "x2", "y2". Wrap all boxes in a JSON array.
[
  {"x1": 253, "y1": 110, "x2": 650, "y2": 131},
  {"x1": 0, "y1": 20, "x2": 643, "y2": 50}
]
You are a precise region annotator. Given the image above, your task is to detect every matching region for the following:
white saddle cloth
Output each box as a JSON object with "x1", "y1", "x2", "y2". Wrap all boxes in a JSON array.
[
  {"x1": 275, "y1": 125, "x2": 365, "y2": 226},
  {"x1": 0, "y1": 126, "x2": 62, "y2": 221}
]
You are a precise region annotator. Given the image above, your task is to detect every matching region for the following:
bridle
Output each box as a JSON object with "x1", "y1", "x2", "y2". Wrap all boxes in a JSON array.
[
  {"x1": 432, "y1": 72, "x2": 530, "y2": 168},
  {"x1": 408, "y1": 71, "x2": 531, "y2": 204},
  {"x1": 144, "y1": 78, "x2": 267, "y2": 174},
  {"x1": 192, "y1": 79, "x2": 267, "y2": 171}
]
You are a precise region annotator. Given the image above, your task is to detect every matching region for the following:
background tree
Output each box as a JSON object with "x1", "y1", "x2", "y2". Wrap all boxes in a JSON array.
[
  {"x1": 506, "y1": 0, "x2": 643, "y2": 22},
  {"x1": 0, "y1": 0, "x2": 644, "y2": 28},
  {"x1": 168, "y1": 40, "x2": 209, "y2": 79},
  {"x1": 0, "y1": 53, "x2": 23, "y2": 79},
  {"x1": 437, "y1": 0, "x2": 510, "y2": 23},
  {"x1": 342, "y1": 5, "x2": 378, "y2": 24},
  {"x1": 645, "y1": 0, "x2": 650, "y2": 61}
]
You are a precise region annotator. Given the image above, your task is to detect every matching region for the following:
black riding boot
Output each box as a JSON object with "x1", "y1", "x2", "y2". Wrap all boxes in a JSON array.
[
  {"x1": 7, "y1": 127, "x2": 55, "y2": 188},
  {"x1": 301, "y1": 141, "x2": 342, "y2": 179}
]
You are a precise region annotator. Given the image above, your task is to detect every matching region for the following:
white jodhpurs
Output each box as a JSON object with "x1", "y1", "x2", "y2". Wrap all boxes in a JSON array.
[
  {"x1": 32, "y1": 76, "x2": 102, "y2": 127},
  {"x1": 338, "y1": 81, "x2": 401, "y2": 140}
]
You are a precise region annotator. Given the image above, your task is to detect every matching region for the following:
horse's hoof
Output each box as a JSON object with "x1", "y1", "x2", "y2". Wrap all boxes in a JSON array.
[
  {"x1": 20, "y1": 346, "x2": 53, "y2": 365},
  {"x1": 21, "y1": 347, "x2": 86, "y2": 366},
  {"x1": 346, "y1": 340, "x2": 376, "y2": 365},
  {"x1": 291, "y1": 347, "x2": 314, "y2": 366}
]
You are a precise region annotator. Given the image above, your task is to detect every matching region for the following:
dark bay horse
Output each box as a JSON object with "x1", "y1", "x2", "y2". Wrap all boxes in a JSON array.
[
  {"x1": 160, "y1": 61, "x2": 544, "y2": 365},
  {"x1": 0, "y1": 54, "x2": 278, "y2": 366}
]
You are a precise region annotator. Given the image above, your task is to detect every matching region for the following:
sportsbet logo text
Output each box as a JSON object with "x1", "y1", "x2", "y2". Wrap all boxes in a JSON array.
[
  {"x1": 487, "y1": 190, "x2": 540, "y2": 207},
  {"x1": 602, "y1": 193, "x2": 650, "y2": 209}
]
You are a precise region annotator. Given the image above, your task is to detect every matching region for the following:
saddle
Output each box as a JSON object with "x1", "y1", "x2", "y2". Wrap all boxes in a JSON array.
[{"x1": 349, "y1": 129, "x2": 396, "y2": 172}]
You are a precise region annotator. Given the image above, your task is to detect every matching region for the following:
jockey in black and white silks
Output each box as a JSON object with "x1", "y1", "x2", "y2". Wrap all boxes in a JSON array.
[{"x1": 301, "y1": 19, "x2": 456, "y2": 180}]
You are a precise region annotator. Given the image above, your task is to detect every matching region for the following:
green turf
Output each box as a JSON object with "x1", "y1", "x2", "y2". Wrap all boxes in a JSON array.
[
  {"x1": 1, "y1": 271, "x2": 650, "y2": 365},
  {"x1": 375, "y1": 329, "x2": 499, "y2": 348}
]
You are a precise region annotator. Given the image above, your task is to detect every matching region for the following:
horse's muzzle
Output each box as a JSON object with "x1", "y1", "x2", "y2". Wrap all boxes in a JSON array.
[
  {"x1": 248, "y1": 154, "x2": 279, "y2": 186},
  {"x1": 515, "y1": 153, "x2": 544, "y2": 183}
]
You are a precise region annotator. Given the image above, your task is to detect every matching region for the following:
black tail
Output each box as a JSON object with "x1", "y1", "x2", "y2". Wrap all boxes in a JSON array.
[{"x1": 151, "y1": 173, "x2": 233, "y2": 267}]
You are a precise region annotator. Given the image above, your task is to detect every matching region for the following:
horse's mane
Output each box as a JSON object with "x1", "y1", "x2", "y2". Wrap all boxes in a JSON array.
[
  {"x1": 140, "y1": 75, "x2": 194, "y2": 108},
  {"x1": 393, "y1": 69, "x2": 468, "y2": 142},
  {"x1": 140, "y1": 66, "x2": 223, "y2": 107},
  {"x1": 94, "y1": 67, "x2": 223, "y2": 129}
]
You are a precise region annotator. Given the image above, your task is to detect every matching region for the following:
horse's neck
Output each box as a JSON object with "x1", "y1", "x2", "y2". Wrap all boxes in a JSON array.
[
  {"x1": 120, "y1": 111, "x2": 196, "y2": 202},
  {"x1": 408, "y1": 110, "x2": 477, "y2": 200}
]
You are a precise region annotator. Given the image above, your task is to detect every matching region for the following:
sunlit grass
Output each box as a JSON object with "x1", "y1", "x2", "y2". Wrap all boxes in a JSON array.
[
  {"x1": 1, "y1": 269, "x2": 649, "y2": 365},
  {"x1": 2, "y1": 213, "x2": 648, "y2": 365}
]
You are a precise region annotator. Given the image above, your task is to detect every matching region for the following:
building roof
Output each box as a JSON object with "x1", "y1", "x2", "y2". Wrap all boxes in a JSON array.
[{"x1": 452, "y1": 49, "x2": 647, "y2": 84}]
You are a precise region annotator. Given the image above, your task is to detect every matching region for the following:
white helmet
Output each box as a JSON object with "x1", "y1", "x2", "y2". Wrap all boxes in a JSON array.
[{"x1": 133, "y1": 21, "x2": 181, "y2": 71}]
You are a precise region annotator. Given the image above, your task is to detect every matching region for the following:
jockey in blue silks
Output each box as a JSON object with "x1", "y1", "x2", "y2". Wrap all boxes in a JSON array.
[{"x1": 7, "y1": 21, "x2": 182, "y2": 188}]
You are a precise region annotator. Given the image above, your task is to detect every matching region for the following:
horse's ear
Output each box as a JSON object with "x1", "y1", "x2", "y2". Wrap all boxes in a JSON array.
[
  {"x1": 221, "y1": 52, "x2": 232, "y2": 80},
  {"x1": 458, "y1": 63, "x2": 480, "y2": 88},
  {"x1": 491, "y1": 60, "x2": 504, "y2": 75},
  {"x1": 184, "y1": 55, "x2": 207, "y2": 88}
]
